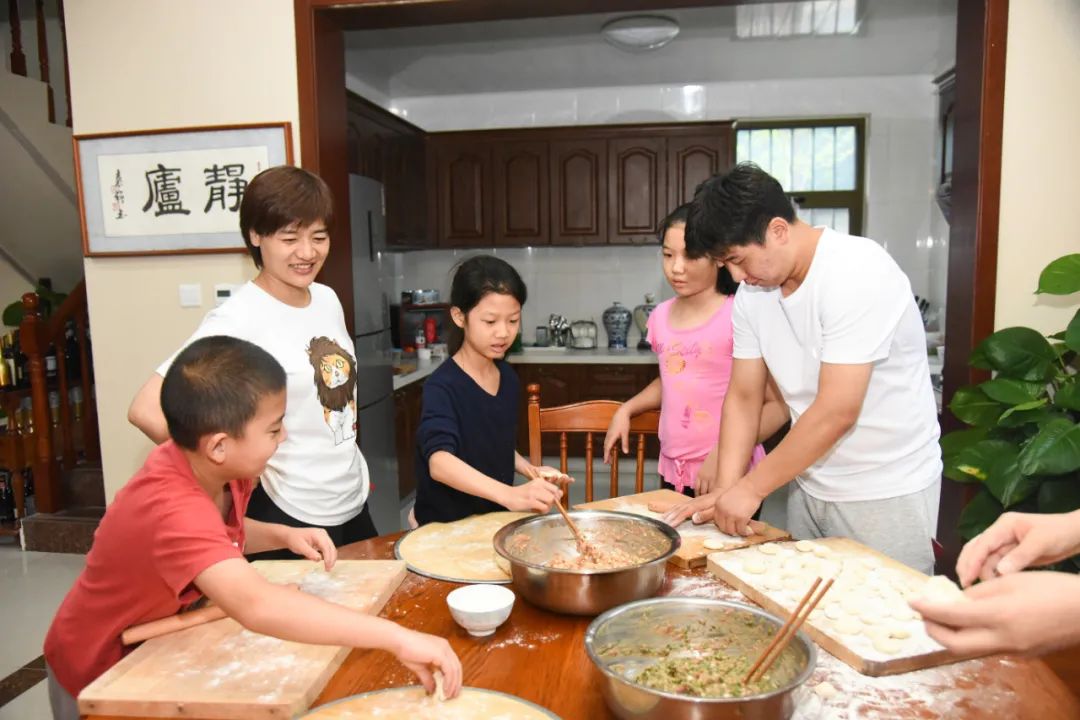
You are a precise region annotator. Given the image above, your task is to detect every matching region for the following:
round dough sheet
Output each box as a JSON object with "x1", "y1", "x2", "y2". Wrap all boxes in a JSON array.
[
  {"x1": 301, "y1": 687, "x2": 560, "y2": 719},
  {"x1": 395, "y1": 511, "x2": 532, "y2": 583}
]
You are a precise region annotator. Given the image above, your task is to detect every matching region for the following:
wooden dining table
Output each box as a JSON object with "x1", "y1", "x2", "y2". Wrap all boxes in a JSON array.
[{"x1": 88, "y1": 532, "x2": 1080, "y2": 720}]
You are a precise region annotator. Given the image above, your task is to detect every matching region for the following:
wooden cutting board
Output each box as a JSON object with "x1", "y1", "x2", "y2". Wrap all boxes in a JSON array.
[
  {"x1": 78, "y1": 560, "x2": 407, "y2": 719},
  {"x1": 708, "y1": 537, "x2": 978, "y2": 676},
  {"x1": 576, "y1": 489, "x2": 789, "y2": 568}
]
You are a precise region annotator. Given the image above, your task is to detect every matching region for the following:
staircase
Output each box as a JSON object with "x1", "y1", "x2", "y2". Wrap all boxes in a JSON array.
[{"x1": 20, "y1": 462, "x2": 104, "y2": 553}]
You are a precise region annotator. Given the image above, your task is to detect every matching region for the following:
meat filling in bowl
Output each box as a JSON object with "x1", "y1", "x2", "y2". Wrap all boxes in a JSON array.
[{"x1": 506, "y1": 521, "x2": 669, "y2": 571}]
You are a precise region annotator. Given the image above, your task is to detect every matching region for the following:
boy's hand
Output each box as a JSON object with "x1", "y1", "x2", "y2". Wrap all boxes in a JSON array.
[
  {"x1": 662, "y1": 493, "x2": 718, "y2": 527},
  {"x1": 956, "y1": 511, "x2": 1080, "y2": 588},
  {"x1": 911, "y1": 571, "x2": 1080, "y2": 656},
  {"x1": 284, "y1": 527, "x2": 337, "y2": 571},
  {"x1": 603, "y1": 407, "x2": 631, "y2": 464},
  {"x1": 390, "y1": 628, "x2": 462, "y2": 699},
  {"x1": 531, "y1": 465, "x2": 574, "y2": 486}
]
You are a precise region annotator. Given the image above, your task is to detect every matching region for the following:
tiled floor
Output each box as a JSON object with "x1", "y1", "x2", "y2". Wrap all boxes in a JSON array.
[{"x1": 0, "y1": 540, "x2": 85, "y2": 717}]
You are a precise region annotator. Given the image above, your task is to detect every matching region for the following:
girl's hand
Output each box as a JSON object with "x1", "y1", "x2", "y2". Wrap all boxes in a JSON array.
[
  {"x1": 695, "y1": 445, "x2": 721, "y2": 494},
  {"x1": 956, "y1": 511, "x2": 1080, "y2": 588},
  {"x1": 662, "y1": 493, "x2": 718, "y2": 527},
  {"x1": 603, "y1": 407, "x2": 631, "y2": 464},
  {"x1": 503, "y1": 477, "x2": 563, "y2": 513},
  {"x1": 389, "y1": 628, "x2": 462, "y2": 699},
  {"x1": 284, "y1": 527, "x2": 337, "y2": 571}
]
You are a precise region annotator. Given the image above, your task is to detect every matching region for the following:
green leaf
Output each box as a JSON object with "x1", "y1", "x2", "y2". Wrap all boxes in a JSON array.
[
  {"x1": 980, "y1": 378, "x2": 1045, "y2": 405},
  {"x1": 958, "y1": 488, "x2": 1004, "y2": 541},
  {"x1": 1018, "y1": 419, "x2": 1080, "y2": 476},
  {"x1": 1038, "y1": 476, "x2": 1080, "y2": 514},
  {"x1": 983, "y1": 457, "x2": 1041, "y2": 508},
  {"x1": 940, "y1": 427, "x2": 990, "y2": 458},
  {"x1": 1, "y1": 301, "x2": 22, "y2": 327},
  {"x1": 1067, "y1": 308, "x2": 1080, "y2": 354},
  {"x1": 974, "y1": 327, "x2": 1058, "y2": 381},
  {"x1": 949, "y1": 386, "x2": 1005, "y2": 427},
  {"x1": 1036, "y1": 254, "x2": 1080, "y2": 295},
  {"x1": 1055, "y1": 382, "x2": 1080, "y2": 412},
  {"x1": 998, "y1": 398, "x2": 1048, "y2": 422},
  {"x1": 969, "y1": 344, "x2": 993, "y2": 370},
  {"x1": 953, "y1": 439, "x2": 1018, "y2": 482},
  {"x1": 998, "y1": 406, "x2": 1067, "y2": 429}
]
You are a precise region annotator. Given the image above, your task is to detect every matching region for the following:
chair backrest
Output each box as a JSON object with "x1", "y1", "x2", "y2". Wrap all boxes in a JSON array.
[{"x1": 526, "y1": 382, "x2": 660, "y2": 502}]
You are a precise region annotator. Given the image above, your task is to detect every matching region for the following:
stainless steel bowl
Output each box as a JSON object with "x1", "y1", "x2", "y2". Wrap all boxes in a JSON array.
[
  {"x1": 492, "y1": 510, "x2": 680, "y2": 616},
  {"x1": 585, "y1": 598, "x2": 816, "y2": 720}
]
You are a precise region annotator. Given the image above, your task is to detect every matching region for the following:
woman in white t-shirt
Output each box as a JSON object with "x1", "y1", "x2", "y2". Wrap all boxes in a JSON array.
[{"x1": 128, "y1": 166, "x2": 376, "y2": 557}]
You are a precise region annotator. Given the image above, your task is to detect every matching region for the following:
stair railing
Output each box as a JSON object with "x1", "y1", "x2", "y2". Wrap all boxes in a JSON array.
[{"x1": 6, "y1": 0, "x2": 72, "y2": 127}]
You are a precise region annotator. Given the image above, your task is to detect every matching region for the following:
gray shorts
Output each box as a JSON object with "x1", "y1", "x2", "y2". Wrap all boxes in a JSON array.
[
  {"x1": 47, "y1": 662, "x2": 80, "y2": 720},
  {"x1": 786, "y1": 479, "x2": 940, "y2": 575}
]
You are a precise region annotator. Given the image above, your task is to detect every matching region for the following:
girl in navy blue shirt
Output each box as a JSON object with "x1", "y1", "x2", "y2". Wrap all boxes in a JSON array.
[{"x1": 413, "y1": 256, "x2": 569, "y2": 525}]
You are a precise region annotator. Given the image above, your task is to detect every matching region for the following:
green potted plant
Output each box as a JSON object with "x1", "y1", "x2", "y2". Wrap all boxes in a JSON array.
[
  {"x1": 943, "y1": 254, "x2": 1080, "y2": 570},
  {"x1": 2, "y1": 282, "x2": 67, "y2": 328}
]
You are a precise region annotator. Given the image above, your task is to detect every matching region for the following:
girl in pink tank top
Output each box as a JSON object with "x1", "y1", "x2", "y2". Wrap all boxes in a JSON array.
[{"x1": 604, "y1": 204, "x2": 767, "y2": 495}]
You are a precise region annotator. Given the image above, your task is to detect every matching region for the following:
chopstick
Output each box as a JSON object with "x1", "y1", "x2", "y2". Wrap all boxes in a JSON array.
[
  {"x1": 529, "y1": 467, "x2": 590, "y2": 552},
  {"x1": 743, "y1": 576, "x2": 833, "y2": 685}
]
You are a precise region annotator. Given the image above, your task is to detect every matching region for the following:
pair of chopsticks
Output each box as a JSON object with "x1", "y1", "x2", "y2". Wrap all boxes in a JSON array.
[
  {"x1": 743, "y1": 576, "x2": 833, "y2": 685},
  {"x1": 527, "y1": 467, "x2": 590, "y2": 551}
]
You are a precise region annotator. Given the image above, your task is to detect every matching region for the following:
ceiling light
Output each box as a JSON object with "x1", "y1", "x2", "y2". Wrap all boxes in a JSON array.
[{"x1": 601, "y1": 15, "x2": 680, "y2": 52}]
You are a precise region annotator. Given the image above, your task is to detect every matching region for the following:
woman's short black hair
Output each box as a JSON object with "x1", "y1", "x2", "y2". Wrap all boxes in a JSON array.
[
  {"x1": 239, "y1": 166, "x2": 334, "y2": 268},
  {"x1": 161, "y1": 336, "x2": 286, "y2": 450},
  {"x1": 658, "y1": 203, "x2": 739, "y2": 296},
  {"x1": 447, "y1": 255, "x2": 527, "y2": 355},
  {"x1": 685, "y1": 163, "x2": 795, "y2": 259}
]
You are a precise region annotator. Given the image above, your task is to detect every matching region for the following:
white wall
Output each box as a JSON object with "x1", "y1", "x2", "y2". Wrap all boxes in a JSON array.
[
  {"x1": 65, "y1": 0, "x2": 297, "y2": 500},
  {"x1": 0, "y1": 256, "x2": 34, "y2": 331},
  {"x1": 388, "y1": 74, "x2": 939, "y2": 319},
  {"x1": 995, "y1": 0, "x2": 1080, "y2": 333}
]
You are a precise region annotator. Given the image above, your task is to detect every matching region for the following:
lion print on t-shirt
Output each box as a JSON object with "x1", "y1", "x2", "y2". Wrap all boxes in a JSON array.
[{"x1": 306, "y1": 336, "x2": 357, "y2": 445}]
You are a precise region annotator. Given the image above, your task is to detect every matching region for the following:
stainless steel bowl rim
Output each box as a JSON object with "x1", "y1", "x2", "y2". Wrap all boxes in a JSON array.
[
  {"x1": 584, "y1": 597, "x2": 818, "y2": 704},
  {"x1": 493, "y1": 510, "x2": 681, "y2": 576}
]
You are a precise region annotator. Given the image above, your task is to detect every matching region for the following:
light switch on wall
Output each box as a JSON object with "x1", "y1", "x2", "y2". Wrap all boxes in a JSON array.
[{"x1": 178, "y1": 284, "x2": 202, "y2": 308}]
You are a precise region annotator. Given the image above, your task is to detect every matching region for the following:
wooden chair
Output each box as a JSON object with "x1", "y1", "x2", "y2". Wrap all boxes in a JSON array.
[{"x1": 526, "y1": 382, "x2": 660, "y2": 502}]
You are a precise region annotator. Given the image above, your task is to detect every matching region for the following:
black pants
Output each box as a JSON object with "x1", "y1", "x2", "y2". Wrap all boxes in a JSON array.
[
  {"x1": 660, "y1": 477, "x2": 696, "y2": 498},
  {"x1": 245, "y1": 482, "x2": 379, "y2": 561}
]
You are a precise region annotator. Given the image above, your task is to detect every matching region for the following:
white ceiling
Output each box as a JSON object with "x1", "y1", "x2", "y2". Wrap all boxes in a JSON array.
[{"x1": 344, "y1": 0, "x2": 957, "y2": 99}]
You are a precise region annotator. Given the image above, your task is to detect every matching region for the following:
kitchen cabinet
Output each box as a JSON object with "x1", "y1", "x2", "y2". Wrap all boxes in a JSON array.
[
  {"x1": 346, "y1": 92, "x2": 429, "y2": 248},
  {"x1": 667, "y1": 133, "x2": 731, "y2": 209},
  {"x1": 549, "y1": 138, "x2": 608, "y2": 246},
  {"x1": 608, "y1": 136, "x2": 666, "y2": 245},
  {"x1": 393, "y1": 380, "x2": 426, "y2": 501},
  {"x1": 493, "y1": 140, "x2": 549, "y2": 247},
  {"x1": 431, "y1": 136, "x2": 492, "y2": 248}
]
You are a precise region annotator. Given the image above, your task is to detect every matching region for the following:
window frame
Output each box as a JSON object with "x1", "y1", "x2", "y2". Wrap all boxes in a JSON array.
[{"x1": 733, "y1": 116, "x2": 867, "y2": 236}]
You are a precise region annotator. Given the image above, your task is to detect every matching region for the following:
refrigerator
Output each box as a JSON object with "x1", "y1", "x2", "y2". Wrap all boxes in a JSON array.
[{"x1": 349, "y1": 174, "x2": 400, "y2": 534}]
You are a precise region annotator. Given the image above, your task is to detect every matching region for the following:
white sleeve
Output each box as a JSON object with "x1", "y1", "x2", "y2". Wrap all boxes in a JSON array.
[
  {"x1": 819, "y1": 254, "x2": 912, "y2": 365},
  {"x1": 154, "y1": 307, "x2": 244, "y2": 377},
  {"x1": 731, "y1": 288, "x2": 762, "y2": 360}
]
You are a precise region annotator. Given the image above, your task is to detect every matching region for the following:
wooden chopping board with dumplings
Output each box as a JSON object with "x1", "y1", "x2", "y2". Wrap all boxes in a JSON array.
[
  {"x1": 708, "y1": 537, "x2": 982, "y2": 676},
  {"x1": 78, "y1": 560, "x2": 407, "y2": 719},
  {"x1": 577, "y1": 489, "x2": 789, "y2": 568}
]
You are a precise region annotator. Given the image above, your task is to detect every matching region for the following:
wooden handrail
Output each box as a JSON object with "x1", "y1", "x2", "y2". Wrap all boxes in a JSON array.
[
  {"x1": 18, "y1": 293, "x2": 61, "y2": 513},
  {"x1": 58, "y1": 0, "x2": 72, "y2": 127},
  {"x1": 35, "y1": 0, "x2": 55, "y2": 124},
  {"x1": 8, "y1": 0, "x2": 27, "y2": 76}
]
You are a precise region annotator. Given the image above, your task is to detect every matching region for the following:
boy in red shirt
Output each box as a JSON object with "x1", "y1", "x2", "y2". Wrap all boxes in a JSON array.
[{"x1": 44, "y1": 336, "x2": 461, "y2": 719}]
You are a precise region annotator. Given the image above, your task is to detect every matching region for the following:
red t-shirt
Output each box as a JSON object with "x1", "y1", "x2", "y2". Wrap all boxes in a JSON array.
[{"x1": 44, "y1": 441, "x2": 253, "y2": 696}]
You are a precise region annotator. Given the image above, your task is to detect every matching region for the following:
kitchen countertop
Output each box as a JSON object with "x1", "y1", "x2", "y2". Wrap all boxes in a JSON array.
[
  {"x1": 508, "y1": 346, "x2": 657, "y2": 364},
  {"x1": 392, "y1": 357, "x2": 445, "y2": 391}
]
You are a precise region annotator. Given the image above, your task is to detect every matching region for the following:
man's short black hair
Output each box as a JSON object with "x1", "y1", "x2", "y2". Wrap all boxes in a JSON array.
[
  {"x1": 685, "y1": 163, "x2": 795, "y2": 258},
  {"x1": 161, "y1": 336, "x2": 286, "y2": 450}
]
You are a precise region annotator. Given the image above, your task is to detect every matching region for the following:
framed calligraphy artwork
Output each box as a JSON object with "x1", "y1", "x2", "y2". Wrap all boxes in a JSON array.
[{"x1": 73, "y1": 123, "x2": 293, "y2": 256}]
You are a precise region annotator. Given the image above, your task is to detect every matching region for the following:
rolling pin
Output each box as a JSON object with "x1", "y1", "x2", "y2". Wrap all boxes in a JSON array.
[{"x1": 121, "y1": 605, "x2": 227, "y2": 645}]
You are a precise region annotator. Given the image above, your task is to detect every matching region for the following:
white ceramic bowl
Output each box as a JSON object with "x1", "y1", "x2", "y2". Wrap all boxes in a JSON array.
[{"x1": 446, "y1": 584, "x2": 515, "y2": 637}]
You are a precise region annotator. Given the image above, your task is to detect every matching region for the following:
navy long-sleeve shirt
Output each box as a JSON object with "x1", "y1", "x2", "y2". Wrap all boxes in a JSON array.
[{"x1": 413, "y1": 358, "x2": 520, "y2": 525}]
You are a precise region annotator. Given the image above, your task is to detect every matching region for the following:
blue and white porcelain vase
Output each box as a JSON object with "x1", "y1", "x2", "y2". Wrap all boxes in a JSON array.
[
  {"x1": 602, "y1": 301, "x2": 632, "y2": 349},
  {"x1": 633, "y1": 292, "x2": 657, "y2": 350}
]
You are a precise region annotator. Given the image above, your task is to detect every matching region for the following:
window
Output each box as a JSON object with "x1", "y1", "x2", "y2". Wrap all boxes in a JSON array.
[
  {"x1": 734, "y1": 1, "x2": 864, "y2": 39},
  {"x1": 734, "y1": 118, "x2": 866, "y2": 236}
]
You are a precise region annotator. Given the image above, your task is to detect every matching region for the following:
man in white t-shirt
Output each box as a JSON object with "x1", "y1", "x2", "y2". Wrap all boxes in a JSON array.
[{"x1": 664, "y1": 163, "x2": 941, "y2": 573}]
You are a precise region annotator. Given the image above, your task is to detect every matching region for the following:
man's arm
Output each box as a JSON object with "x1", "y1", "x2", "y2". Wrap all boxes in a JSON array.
[
  {"x1": 758, "y1": 372, "x2": 790, "y2": 441},
  {"x1": 696, "y1": 357, "x2": 769, "y2": 495},
  {"x1": 128, "y1": 373, "x2": 169, "y2": 444},
  {"x1": 708, "y1": 361, "x2": 873, "y2": 535}
]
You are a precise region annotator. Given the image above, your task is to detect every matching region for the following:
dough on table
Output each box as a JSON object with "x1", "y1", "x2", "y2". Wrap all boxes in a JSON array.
[
  {"x1": 835, "y1": 617, "x2": 863, "y2": 635},
  {"x1": 872, "y1": 635, "x2": 904, "y2": 655},
  {"x1": 301, "y1": 687, "x2": 555, "y2": 719},
  {"x1": 758, "y1": 543, "x2": 781, "y2": 555},
  {"x1": 794, "y1": 540, "x2": 818, "y2": 553},
  {"x1": 396, "y1": 512, "x2": 531, "y2": 583},
  {"x1": 703, "y1": 537, "x2": 737, "y2": 551},
  {"x1": 824, "y1": 603, "x2": 844, "y2": 621},
  {"x1": 814, "y1": 681, "x2": 839, "y2": 700},
  {"x1": 743, "y1": 559, "x2": 768, "y2": 574}
]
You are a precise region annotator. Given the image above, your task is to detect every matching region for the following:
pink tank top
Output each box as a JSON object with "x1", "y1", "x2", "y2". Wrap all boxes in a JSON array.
[{"x1": 647, "y1": 296, "x2": 766, "y2": 492}]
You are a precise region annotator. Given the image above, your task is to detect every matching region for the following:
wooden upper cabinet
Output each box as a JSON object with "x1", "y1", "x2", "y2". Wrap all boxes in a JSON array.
[
  {"x1": 550, "y1": 139, "x2": 608, "y2": 246},
  {"x1": 493, "y1": 141, "x2": 549, "y2": 247},
  {"x1": 667, "y1": 131, "x2": 732, "y2": 208},
  {"x1": 433, "y1": 138, "x2": 492, "y2": 247},
  {"x1": 609, "y1": 136, "x2": 666, "y2": 245}
]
